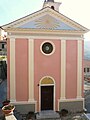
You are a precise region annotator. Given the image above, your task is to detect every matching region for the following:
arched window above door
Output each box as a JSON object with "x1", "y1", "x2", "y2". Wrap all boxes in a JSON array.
[{"x1": 41, "y1": 76, "x2": 54, "y2": 84}]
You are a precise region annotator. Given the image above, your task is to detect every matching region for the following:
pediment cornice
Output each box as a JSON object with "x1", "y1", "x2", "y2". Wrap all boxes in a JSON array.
[{"x1": 2, "y1": 7, "x2": 89, "y2": 33}]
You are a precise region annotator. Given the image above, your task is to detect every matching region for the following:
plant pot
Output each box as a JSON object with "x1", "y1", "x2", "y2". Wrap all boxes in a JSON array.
[{"x1": 2, "y1": 104, "x2": 15, "y2": 115}]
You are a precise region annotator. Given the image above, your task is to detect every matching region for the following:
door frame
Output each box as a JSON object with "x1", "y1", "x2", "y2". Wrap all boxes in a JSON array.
[{"x1": 39, "y1": 76, "x2": 55, "y2": 111}]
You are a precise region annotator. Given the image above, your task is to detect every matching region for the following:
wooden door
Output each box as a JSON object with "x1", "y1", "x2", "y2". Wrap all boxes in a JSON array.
[{"x1": 41, "y1": 86, "x2": 54, "y2": 110}]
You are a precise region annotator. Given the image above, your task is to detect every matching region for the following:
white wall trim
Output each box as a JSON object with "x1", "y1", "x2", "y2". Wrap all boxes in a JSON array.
[
  {"x1": 28, "y1": 39, "x2": 34, "y2": 102},
  {"x1": 7, "y1": 34, "x2": 84, "y2": 41},
  {"x1": 60, "y1": 40, "x2": 66, "y2": 99},
  {"x1": 10, "y1": 37, "x2": 16, "y2": 102},
  {"x1": 40, "y1": 40, "x2": 55, "y2": 56},
  {"x1": 77, "y1": 40, "x2": 82, "y2": 98},
  {"x1": 11, "y1": 101, "x2": 37, "y2": 104},
  {"x1": 59, "y1": 98, "x2": 84, "y2": 102}
]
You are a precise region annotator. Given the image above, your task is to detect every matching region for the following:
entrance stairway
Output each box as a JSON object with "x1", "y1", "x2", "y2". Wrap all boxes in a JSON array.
[{"x1": 36, "y1": 110, "x2": 61, "y2": 120}]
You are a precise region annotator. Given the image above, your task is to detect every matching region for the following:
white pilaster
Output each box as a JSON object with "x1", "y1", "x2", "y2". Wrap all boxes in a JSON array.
[
  {"x1": 77, "y1": 40, "x2": 82, "y2": 98},
  {"x1": 28, "y1": 39, "x2": 34, "y2": 102},
  {"x1": 10, "y1": 38, "x2": 16, "y2": 102},
  {"x1": 60, "y1": 40, "x2": 66, "y2": 99}
]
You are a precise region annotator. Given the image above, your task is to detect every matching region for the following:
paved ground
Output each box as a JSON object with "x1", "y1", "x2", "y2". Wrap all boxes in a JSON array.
[
  {"x1": 0, "y1": 108, "x2": 90, "y2": 120},
  {"x1": 36, "y1": 110, "x2": 60, "y2": 119}
]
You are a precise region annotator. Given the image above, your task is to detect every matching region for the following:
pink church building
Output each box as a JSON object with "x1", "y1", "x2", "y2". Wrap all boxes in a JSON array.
[{"x1": 2, "y1": 0, "x2": 89, "y2": 113}]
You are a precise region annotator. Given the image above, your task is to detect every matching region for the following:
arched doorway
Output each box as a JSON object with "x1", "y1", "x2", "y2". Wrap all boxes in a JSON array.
[{"x1": 39, "y1": 76, "x2": 55, "y2": 111}]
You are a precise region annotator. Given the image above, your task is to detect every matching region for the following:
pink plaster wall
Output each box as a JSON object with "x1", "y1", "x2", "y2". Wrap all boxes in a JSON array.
[
  {"x1": 15, "y1": 38, "x2": 28, "y2": 101},
  {"x1": 7, "y1": 39, "x2": 10, "y2": 99},
  {"x1": 66, "y1": 40, "x2": 77, "y2": 99},
  {"x1": 7, "y1": 37, "x2": 84, "y2": 109},
  {"x1": 34, "y1": 39, "x2": 61, "y2": 111}
]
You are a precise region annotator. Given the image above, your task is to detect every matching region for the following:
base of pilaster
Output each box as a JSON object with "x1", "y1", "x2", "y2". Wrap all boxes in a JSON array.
[
  {"x1": 58, "y1": 98, "x2": 84, "y2": 112},
  {"x1": 11, "y1": 100, "x2": 37, "y2": 114}
]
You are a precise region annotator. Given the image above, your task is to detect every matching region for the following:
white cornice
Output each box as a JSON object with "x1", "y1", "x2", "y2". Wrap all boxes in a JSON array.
[
  {"x1": 7, "y1": 33, "x2": 84, "y2": 41},
  {"x1": 6, "y1": 28, "x2": 86, "y2": 35}
]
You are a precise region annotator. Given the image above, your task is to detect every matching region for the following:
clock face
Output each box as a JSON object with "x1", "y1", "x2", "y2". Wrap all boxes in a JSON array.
[{"x1": 42, "y1": 42, "x2": 53, "y2": 54}]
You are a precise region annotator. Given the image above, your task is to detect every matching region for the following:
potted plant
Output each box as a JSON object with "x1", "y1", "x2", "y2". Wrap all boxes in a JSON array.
[
  {"x1": 2, "y1": 104, "x2": 15, "y2": 115},
  {"x1": 2, "y1": 99, "x2": 10, "y2": 106}
]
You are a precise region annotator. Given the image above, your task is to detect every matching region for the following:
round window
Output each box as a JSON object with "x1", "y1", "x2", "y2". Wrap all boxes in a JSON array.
[{"x1": 42, "y1": 42, "x2": 53, "y2": 54}]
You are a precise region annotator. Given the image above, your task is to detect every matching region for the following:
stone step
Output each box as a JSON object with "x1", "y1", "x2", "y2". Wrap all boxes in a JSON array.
[
  {"x1": 35, "y1": 118, "x2": 61, "y2": 119},
  {"x1": 36, "y1": 110, "x2": 60, "y2": 120}
]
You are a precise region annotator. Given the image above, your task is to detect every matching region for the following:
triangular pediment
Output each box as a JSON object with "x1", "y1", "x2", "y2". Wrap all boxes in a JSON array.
[
  {"x1": 2, "y1": 7, "x2": 89, "y2": 32},
  {"x1": 18, "y1": 14, "x2": 77, "y2": 30}
]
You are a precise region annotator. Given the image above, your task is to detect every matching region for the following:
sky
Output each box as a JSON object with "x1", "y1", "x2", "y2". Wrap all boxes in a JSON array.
[{"x1": 0, "y1": 0, "x2": 90, "y2": 41}]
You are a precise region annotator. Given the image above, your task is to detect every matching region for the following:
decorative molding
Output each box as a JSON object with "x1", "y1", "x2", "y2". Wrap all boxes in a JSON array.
[
  {"x1": 10, "y1": 37, "x2": 16, "y2": 102},
  {"x1": 7, "y1": 28, "x2": 86, "y2": 35},
  {"x1": 12, "y1": 101, "x2": 37, "y2": 105},
  {"x1": 28, "y1": 39, "x2": 34, "y2": 102},
  {"x1": 40, "y1": 40, "x2": 55, "y2": 56},
  {"x1": 77, "y1": 40, "x2": 82, "y2": 98},
  {"x1": 7, "y1": 33, "x2": 84, "y2": 42},
  {"x1": 59, "y1": 98, "x2": 84, "y2": 102},
  {"x1": 60, "y1": 40, "x2": 66, "y2": 99},
  {"x1": 34, "y1": 15, "x2": 61, "y2": 29}
]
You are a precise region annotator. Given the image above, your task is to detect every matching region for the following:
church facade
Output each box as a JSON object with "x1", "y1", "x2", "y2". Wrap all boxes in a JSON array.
[{"x1": 2, "y1": 0, "x2": 89, "y2": 113}]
